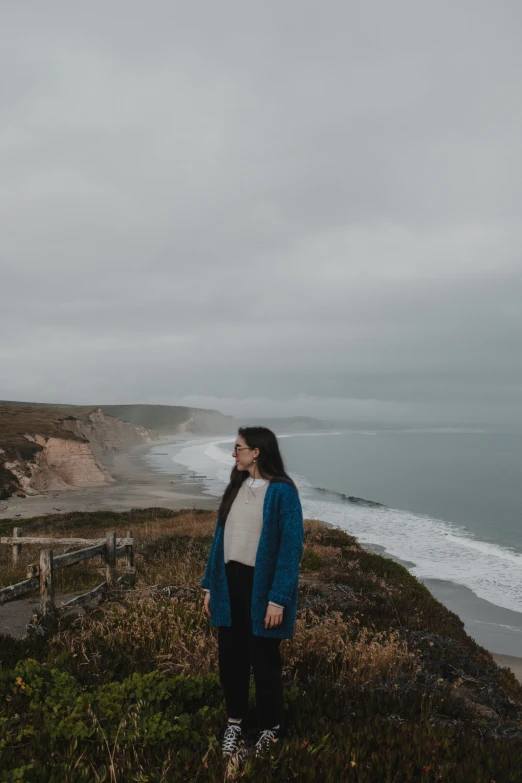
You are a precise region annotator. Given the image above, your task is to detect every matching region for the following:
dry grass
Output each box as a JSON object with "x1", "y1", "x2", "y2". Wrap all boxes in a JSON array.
[
  {"x1": 2, "y1": 508, "x2": 217, "y2": 541},
  {"x1": 282, "y1": 609, "x2": 419, "y2": 685},
  {"x1": 48, "y1": 512, "x2": 420, "y2": 689},
  {"x1": 51, "y1": 591, "x2": 418, "y2": 688},
  {"x1": 51, "y1": 592, "x2": 218, "y2": 678},
  {"x1": 301, "y1": 542, "x2": 344, "y2": 567},
  {"x1": 128, "y1": 509, "x2": 217, "y2": 540},
  {"x1": 5, "y1": 510, "x2": 420, "y2": 689},
  {"x1": 0, "y1": 543, "x2": 39, "y2": 588},
  {"x1": 302, "y1": 519, "x2": 333, "y2": 542}
]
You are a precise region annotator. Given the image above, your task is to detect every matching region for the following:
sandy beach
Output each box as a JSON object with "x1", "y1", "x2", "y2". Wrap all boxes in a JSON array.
[
  {"x1": 1, "y1": 437, "x2": 521, "y2": 684},
  {"x1": 490, "y1": 654, "x2": 522, "y2": 683}
]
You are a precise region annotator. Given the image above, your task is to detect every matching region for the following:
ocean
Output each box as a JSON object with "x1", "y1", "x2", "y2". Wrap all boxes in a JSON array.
[{"x1": 145, "y1": 430, "x2": 522, "y2": 656}]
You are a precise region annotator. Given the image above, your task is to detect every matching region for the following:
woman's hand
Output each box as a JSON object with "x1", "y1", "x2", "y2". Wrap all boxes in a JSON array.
[
  {"x1": 203, "y1": 591, "x2": 211, "y2": 617},
  {"x1": 264, "y1": 604, "x2": 284, "y2": 629}
]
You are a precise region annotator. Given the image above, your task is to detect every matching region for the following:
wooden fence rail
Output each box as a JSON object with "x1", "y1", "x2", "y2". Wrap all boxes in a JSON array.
[
  {"x1": 0, "y1": 536, "x2": 133, "y2": 548},
  {"x1": 0, "y1": 529, "x2": 135, "y2": 617}
]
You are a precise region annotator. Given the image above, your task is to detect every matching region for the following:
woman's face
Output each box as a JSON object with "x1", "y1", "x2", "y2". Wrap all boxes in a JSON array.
[{"x1": 232, "y1": 434, "x2": 259, "y2": 472}]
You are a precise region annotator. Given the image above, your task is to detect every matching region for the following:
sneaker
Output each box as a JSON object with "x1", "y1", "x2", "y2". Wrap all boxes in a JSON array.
[
  {"x1": 254, "y1": 725, "x2": 281, "y2": 757},
  {"x1": 221, "y1": 721, "x2": 243, "y2": 757}
]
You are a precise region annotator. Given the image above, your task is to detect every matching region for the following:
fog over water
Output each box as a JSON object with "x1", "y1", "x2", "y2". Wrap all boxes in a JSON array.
[{"x1": 1, "y1": 2, "x2": 522, "y2": 430}]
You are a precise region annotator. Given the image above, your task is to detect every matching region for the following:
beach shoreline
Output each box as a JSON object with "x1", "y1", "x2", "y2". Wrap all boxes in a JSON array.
[
  {"x1": 1, "y1": 436, "x2": 521, "y2": 683},
  {"x1": 0, "y1": 435, "x2": 219, "y2": 522},
  {"x1": 489, "y1": 654, "x2": 522, "y2": 683}
]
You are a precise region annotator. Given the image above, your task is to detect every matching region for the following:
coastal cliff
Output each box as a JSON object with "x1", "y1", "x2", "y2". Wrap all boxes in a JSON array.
[
  {"x1": 0, "y1": 407, "x2": 154, "y2": 498},
  {"x1": 2, "y1": 435, "x2": 115, "y2": 494},
  {"x1": 0, "y1": 401, "x2": 233, "y2": 499}
]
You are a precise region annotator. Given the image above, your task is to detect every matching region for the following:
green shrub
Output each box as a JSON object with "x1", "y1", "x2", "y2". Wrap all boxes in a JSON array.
[{"x1": 0, "y1": 661, "x2": 224, "y2": 781}]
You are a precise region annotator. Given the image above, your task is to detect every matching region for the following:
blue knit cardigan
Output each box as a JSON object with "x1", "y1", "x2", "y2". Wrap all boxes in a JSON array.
[{"x1": 200, "y1": 477, "x2": 304, "y2": 639}]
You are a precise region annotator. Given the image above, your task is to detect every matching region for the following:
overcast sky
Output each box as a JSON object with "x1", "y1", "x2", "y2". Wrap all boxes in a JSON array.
[{"x1": 1, "y1": 2, "x2": 521, "y2": 427}]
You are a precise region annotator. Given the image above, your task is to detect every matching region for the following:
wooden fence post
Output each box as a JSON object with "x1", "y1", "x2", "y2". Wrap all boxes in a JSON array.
[
  {"x1": 106, "y1": 531, "x2": 116, "y2": 587},
  {"x1": 125, "y1": 530, "x2": 134, "y2": 574},
  {"x1": 40, "y1": 549, "x2": 55, "y2": 617},
  {"x1": 12, "y1": 528, "x2": 22, "y2": 567}
]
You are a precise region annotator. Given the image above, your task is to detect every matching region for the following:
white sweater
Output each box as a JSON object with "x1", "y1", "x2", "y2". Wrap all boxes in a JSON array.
[
  {"x1": 224, "y1": 479, "x2": 268, "y2": 566},
  {"x1": 204, "y1": 478, "x2": 283, "y2": 609}
]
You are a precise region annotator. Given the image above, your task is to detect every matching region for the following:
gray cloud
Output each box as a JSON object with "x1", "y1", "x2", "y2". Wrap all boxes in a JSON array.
[{"x1": 1, "y1": 1, "x2": 521, "y2": 427}]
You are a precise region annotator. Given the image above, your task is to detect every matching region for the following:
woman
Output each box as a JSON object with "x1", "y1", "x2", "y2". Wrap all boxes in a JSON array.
[{"x1": 200, "y1": 426, "x2": 304, "y2": 758}]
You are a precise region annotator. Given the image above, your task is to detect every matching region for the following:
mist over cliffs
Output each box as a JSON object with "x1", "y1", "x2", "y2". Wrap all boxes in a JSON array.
[{"x1": 99, "y1": 404, "x2": 235, "y2": 435}]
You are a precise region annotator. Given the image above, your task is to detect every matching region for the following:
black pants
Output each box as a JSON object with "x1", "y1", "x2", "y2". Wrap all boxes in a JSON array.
[{"x1": 218, "y1": 560, "x2": 285, "y2": 730}]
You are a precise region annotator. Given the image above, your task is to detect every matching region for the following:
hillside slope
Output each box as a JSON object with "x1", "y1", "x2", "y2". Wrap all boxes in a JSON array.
[{"x1": 0, "y1": 510, "x2": 520, "y2": 780}]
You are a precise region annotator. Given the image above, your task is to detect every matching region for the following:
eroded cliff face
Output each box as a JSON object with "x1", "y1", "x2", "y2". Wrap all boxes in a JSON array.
[
  {"x1": 4, "y1": 436, "x2": 115, "y2": 494},
  {"x1": 1, "y1": 409, "x2": 155, "y2": 496}
]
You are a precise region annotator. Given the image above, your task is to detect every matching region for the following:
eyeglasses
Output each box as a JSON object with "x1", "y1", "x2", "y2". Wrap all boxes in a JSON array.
[{"x1": 233, "y1": 445, "x2": 252, "y2": 454}]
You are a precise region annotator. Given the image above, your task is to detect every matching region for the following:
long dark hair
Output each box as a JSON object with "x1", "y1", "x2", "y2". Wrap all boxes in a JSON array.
[{"x1": 217, "y1": 426, "x2": 295, "y2": 521}]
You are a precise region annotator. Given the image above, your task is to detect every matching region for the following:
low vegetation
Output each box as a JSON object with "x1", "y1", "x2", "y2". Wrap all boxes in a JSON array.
[{"x1": 0, "y1": 509, "x2": 521, "y2": 781}]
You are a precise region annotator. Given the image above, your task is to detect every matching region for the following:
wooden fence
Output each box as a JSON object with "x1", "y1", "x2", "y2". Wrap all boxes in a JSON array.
[{"x1": 0, "y1": 529, "x2": 135, "y2": 617}]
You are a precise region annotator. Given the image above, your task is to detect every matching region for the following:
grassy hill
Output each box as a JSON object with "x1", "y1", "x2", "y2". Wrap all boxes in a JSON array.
[
  {"x1": 0, "y1": 401, "x2": 93, "y2": 454},
  {"x1": 0, "y1": 508, "x2": 520, "y2": 781}
]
